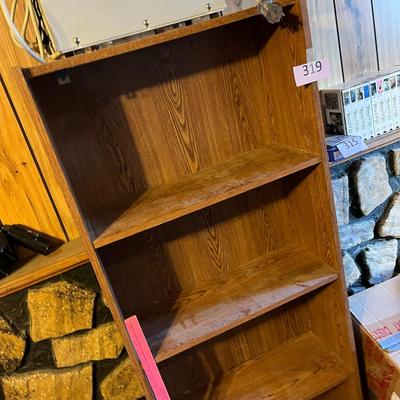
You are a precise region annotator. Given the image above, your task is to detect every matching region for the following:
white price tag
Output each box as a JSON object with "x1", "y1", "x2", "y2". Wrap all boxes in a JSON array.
[
  {"x1": 293, "y1": 59, "x2": 331, "y2": 87},
  {"x1": 337, "y1": 137, "x2": 367, "y2": 158}
]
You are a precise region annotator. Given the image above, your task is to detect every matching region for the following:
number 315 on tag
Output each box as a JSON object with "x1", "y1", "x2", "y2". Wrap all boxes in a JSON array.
[{"x1": 293, "y1": 59, "x2": 330, "y2": 87}]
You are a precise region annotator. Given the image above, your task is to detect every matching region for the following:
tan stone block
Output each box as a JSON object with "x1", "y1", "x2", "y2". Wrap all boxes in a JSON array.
[
  {"x1": 378, "y1": 192, "x2": 400, "y2": 238},
  {"x1": 0, "y1": 363, "x2": 92, "y2": 400},
  {"x1": 391, "y1": 149, "x2": 400, "y2": 175},
  {"x1": 100, "y1": 357, "x2": 145, "y2": 400},
  {"x1": 342, "y1": 252, "x2": 360, "y2": 288},
  {"x1": 361, "y1": 239, "x2": 398, "y2": 285},
  {"x1": 0, "y1": 317, "x2": 25, "y2": 373},
  {"x1": 52, "y1": 322, "x2": 124, "y2": 368},
  {"x1": 27, "y1": 281, "x2": 96, "y2": 342},
  {"x1": 352, "y1": 156, "x2": 392, "y2": 216},
  {"x1": 332, "y1": 175, "x2": 349, "y2": 226}
]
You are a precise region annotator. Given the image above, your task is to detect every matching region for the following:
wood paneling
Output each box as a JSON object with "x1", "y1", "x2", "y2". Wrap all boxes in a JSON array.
[
  {"x1": 305, "y1": 0, "x2": 343, "y2": 89},
  {"x1": 372, "y1": 0, "x2": 400, "y2": 69},
  {"x1": 0, "y1": 78, "x2": 65, "y2": 237},
  {"x1": 308, "y1": 0, "x2": 400, "y2": 88},
  {"x1": 0, "y1": 12, "x2": 78, "y2": 239},
  {"x1": 334, "y1": 0, "x2": 377, "y2": 80}
]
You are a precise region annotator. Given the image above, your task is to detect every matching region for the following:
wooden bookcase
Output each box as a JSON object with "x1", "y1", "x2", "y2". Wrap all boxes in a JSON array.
[{"x1": 14, "y1": 1, "x2": 362, "y2": 398}]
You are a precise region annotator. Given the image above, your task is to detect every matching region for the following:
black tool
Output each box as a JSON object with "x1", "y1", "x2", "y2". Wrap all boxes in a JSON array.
[
  {"x1": 1, "y1": 224, "x2": 54, "y2": 255},
  {"x1": 0, "y1": 232, "x2": 18, "y2": 276}
]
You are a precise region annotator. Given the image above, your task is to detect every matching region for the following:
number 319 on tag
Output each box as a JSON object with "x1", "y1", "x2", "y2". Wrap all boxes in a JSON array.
[{"x1": 293, "y1": 59, "x2": 330, "y2": 87}]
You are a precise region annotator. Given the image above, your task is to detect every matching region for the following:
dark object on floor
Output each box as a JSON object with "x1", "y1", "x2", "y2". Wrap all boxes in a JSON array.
[
  {"x1": 0, "y1": 232, "x2": 18, "y2": 276},
  {"x1": 1, "y1": 224, "x2": 59, "y2": 255},
  {"x1": 0, "y1": 224, "x2": 63, "y2": 278}
]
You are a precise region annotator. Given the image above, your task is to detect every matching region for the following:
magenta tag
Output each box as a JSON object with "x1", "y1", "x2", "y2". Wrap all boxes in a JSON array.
[
  {"x1": 125, "y1": 316, "x2": 170, "y2": 400},
  {"x1": 293, "y1": 59, "x2": 331, "y2": 87}
]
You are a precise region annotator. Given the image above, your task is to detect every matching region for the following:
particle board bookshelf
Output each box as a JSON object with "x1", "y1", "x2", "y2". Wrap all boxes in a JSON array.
[{"x1": 15, "y1": 0, "x2": 362, "y2": 398}]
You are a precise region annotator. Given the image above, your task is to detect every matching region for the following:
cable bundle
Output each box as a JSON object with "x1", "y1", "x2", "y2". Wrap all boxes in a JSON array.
[{"x1": 0, "y1": 0, "x2": 59, "y2": 63}]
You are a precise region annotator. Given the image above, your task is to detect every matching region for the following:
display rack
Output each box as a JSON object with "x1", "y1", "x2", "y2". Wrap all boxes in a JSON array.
[
  {"x1": 329, "y1": 129, "x2": 400, "y2": 167},
  {"x1": 16, "y1": 1, "x2": 362, "y2": 398}
]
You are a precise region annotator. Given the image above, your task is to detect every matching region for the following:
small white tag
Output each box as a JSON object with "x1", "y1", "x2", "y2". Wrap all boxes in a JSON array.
[
  {"x1": 293, "y1": 59, "x2": 331, "y2": 87},
  {"x1": 392, "y1": 393, "x2": 400, "y2": 400},
  {"x1": 337, "y1": 137, "x2": 368, "y2": 158}
]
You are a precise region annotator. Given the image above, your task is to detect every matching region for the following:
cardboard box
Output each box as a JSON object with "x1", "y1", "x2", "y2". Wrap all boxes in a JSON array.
[{"x1": 350, "y1": 277, "x2": 400, "y2": 400}]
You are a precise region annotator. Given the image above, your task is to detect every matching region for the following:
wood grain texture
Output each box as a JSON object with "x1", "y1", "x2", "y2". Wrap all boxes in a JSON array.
[
  {"x1": 159, "y1": 299, "x2": 313, "y2": 398},
  {"x1": 0, "y1": 13, "x2": 78, "y2": 239},
  {"x1": 0, "y1": 77, "x2": 65, "y2": 237},
  {"x1": 140, "y1": 244, "x2": 337, "y2": 362},
  {"x1": 164, "y1": 332, "x2": 351, "y2": 400},
  {"x1": 28, "y1": 15, "x2": 291, "y2": 237},
  {"x1": 253, "y1": 1, "x2": 324, "y2": 155},
  {"x1": 372, "y1": 0, "x2": 400, "y2": 69},
  {"x1": 12, "y1": 69, "x2": 154, "y2": 399},
  {"x1": 0, "y1": 239, "x2": 88, "y2": 298},
  {"x1": 334, "y1": 0, "x2": 378, "y2": 80},
  {"x1": 20, "y1": 1, "x2": 362, "y2": 397},
  {"x1": 305, "y1": 0, "x2": 343, "y2": 89},
  {"x1": 25, "y1": 1, "x2": 295, "y2": 79},
  {"x1": 282, "y1": 166, "x2": 363, "y2": 399},
  {"x1": 99, "y1": 183, "x2": 294, "y2": 319},
  {"x1": 93, "y1": 145, "x2": 320, "y2": 247}
]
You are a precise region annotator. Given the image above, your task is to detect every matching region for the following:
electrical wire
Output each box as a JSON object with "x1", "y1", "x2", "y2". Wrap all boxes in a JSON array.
[
  {"x1": 31, "y1": 0, "x2": 58, "y2": 57},
  {"x1": 21, "y1": 0, "x2": 30, "y2": 41},
  {"x1": 10, "y1": 0, "x2": 21, "y2": 47},
  {"x1": 27, "y1": 0, "x2": 44, "y2": 58},
  {"x1": 0, "y1": 0, "x2": 45, "y2": 62}
]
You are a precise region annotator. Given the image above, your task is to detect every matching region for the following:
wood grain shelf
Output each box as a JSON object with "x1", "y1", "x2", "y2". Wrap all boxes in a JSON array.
[
  {"x1": 139, "y1": 245, "x2": 337, "y2": 363},
  {"x1": 24, "y1": 1, "x2": 295, "y2": 79},
  {"x1": 184, "y1": 332, "x2": 352, "y2": 400},
  {"x1": 329, "y1": 129, "x2": 400, "y2": 167},
  {"x1": 18, "y1": 0, "x2": 363, "y2": 396},
  {"x1": 93, "y1": 145, "x2": 321, "y2": 248},
  {"x1": 0, "y1": 239, "x2": 88, "y2": 298}
]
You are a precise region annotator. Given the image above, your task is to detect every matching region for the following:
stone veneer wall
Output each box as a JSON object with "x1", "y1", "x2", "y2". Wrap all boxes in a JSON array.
[
  {"x1": 0, "y1": 264, "x2": 145, "y2": 399},
  {"x1": 331, "y1": 144, "x2": 400, "y2": 294}
]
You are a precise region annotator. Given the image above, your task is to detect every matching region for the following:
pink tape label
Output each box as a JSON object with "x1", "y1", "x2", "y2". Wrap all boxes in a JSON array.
[
  {"x1": 293, "y1": 59, "x2": 331, "y2": 87},
  {"x1": 125, "y1": 316, "x2": 170, "y2": 400}
]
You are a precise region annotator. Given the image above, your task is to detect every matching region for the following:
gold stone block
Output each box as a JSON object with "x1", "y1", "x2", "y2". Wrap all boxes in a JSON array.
[
  {"x1": 100, "y1": 357, "x2": 145, "y2": 400},
  {"x1": 52, "y1": 322, "x2": 124, "y2": 368},
  {"x1": 0, "y1": 363, "x2": 92, "y2": 400},
  {"x1": 27, "y1": 281, "x2": 96, "y2": 342},
  {"x1": 0, "y1": 317, "x2": 25, "y2": 373}
]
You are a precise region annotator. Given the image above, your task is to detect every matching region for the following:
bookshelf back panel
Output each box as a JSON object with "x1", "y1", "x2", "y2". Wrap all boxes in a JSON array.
[
  {"x1": 28, "y1": 7, "x2": 320, "y2": 234},
  {"x1": 158, "y1": 299, "x2": 312, "y2": 398},
  {"x1": 98, "y1": 181, "x2": 295, "y2": 317}
]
